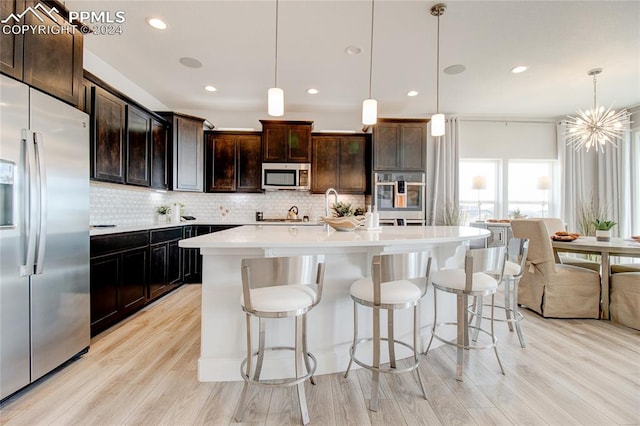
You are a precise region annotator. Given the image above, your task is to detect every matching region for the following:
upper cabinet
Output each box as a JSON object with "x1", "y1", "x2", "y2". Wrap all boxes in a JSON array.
[
  {"x1": 1, "y1": 0, "x2": 83, "y2": 106},
  {"x1": 92, "y1": 85, "x2": 126, "y2": 183},
  {"x1": 372, "y1": 119, "x2": 427, "y2": 171},
  {"x1": 87, "y1": 75, "x2": 168, "y2": 189},
  {"x1": 158, "y1": 112, "x2": 205, "y2": 192},
  {"x1": 205, "y1": 131, "x2": 262, "y2": 193},
  {"x1": 260, "y1": 120, "x2": 312, "y2": 163},
  {"x1": 311, "y1": 134, "x2": 370, "y2": 194}
]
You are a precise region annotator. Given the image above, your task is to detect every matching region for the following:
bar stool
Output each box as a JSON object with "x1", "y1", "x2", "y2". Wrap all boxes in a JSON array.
[
  {"x1": 469, "y1": 238, "x2": 529, "y2": 348},
  {"x1": 424, "y1": 246, "x2": 506, "y2": 381},
  {"x1": 233, "y1": 255, "x2": 325, "y2": 425},
  {"x1": 343, "y1": 251, "x2": 432, "y2": 411}
]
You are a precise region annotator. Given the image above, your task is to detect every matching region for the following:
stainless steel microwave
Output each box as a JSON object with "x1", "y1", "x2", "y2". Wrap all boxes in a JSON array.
[{"x1": 262, "y1": 163, "x2": 311, "y2": 191}]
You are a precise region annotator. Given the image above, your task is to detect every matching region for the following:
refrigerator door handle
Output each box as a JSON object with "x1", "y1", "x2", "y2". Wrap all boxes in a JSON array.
[
  {"x1": 20, "y1": 130, "x2": 37, "y2": 276},
  {"x1": 33, "y1": 132, "x2": 47, "y2": 275}
]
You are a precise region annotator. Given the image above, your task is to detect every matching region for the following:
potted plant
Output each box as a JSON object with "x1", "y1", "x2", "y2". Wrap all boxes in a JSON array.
[
  {"x1": 593, "y1": 219, "x2": 616, "y2": 241},
  {"x1": 156, "y1": 205, "x2": 171, "y2": 223},
  {"x1": 510, "y1": 208, "x2": 526, "y2": 219}
]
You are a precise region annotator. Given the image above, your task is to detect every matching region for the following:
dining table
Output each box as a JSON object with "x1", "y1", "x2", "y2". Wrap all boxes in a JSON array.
[{"x1": 551, "y1": 236, "x2": 640, "y2": 319}]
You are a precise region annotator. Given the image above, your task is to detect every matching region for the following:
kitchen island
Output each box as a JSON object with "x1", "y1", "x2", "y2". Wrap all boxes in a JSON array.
[{"x1": 179, "y1": 225, "x2": 490, "y2": 382}]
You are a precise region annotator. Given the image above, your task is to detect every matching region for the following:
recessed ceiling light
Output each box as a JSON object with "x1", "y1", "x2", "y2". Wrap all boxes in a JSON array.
[
  {"x1": 407, "y1": 90, "x2": 419, "y2": 97},
  {"x1": 306, "y1": 88, "x2": 319, "y2": 95},
  {"x1": 204, "y1": 85, "x2": 217, "y2": 92},
  {"x1": 179, "y1": 57, "x2": 203, "y2": 69},
  {"x1": 444, "y1": 64, "x2": 466, "y2": 75},
  {"x1": 146, "y1": 18, "x2": 167, "y2": 30},
  {"x1": 511, "y1": 65, "x2": 528, "y2": 74},
  {"x1": 344, "y1": 45, "x2": 362, "y2": 55}
]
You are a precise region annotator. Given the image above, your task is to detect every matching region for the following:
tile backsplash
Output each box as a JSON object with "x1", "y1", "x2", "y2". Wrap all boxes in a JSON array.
[{"x1": 90, "y1": 181, "x2": 367, "y2": 226}]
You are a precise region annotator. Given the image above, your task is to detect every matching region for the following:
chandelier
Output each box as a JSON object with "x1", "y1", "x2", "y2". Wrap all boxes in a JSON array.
[{"x1": 566, "y1": 68, "x2": 631, "y2": 153}]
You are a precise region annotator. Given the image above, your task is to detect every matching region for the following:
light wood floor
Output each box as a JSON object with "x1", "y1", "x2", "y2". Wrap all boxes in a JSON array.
[{"x1": 1, "y1": 284, "x2": 639, "y2": 425}]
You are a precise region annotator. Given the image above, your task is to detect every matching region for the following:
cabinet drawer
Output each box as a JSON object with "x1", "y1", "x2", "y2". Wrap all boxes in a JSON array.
[
  {"x1": 90, "y1": 231, "x2": 149, "y2": 256},
  {"x1": 150, "y1": 227, "x2": 183, "y2": 244}
]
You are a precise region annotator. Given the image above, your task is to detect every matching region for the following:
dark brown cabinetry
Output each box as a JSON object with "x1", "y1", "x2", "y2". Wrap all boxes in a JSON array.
[
  {"x1": 1, "y1": 0, "x2": 83, "y2": 106},
  {"x1": 149, "y1": 227, "x2": 183, "y2": 301},
  {"x1": 92, "y1": 86, "x2": 126, "y2": 183},
  {"x1": 182, "y1": 225, "x2": 238, "y2": 283},
  {"x1": 90, "y1": 231, "x2": 149, "y2": 336},
  {"x1": 311, "y1": 134, "x2": 370, "y2": 194},
  {"x1": 260, "y1": 120, "x2": 312, "y2": 163},
  {"x1": 373, "y1": 119, "x2": 427, "y2": 171},
  {"x1": 159, "y1": 113, "x2": 205, "y2": 192},
  {"x1": 150, "y1": 118, "x2": 168, "y2": 190},
  {"x1": 205, "y1": 131, "x2": 262, "y2": 193},
  {"x1": 126, "y1": 105, "x2": 151, "y2": 187}
]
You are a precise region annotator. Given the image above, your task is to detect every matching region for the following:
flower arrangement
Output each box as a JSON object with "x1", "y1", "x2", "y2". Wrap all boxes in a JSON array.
[{"x1": 156, "y1": 205, "x2": 170, "y2": 215}]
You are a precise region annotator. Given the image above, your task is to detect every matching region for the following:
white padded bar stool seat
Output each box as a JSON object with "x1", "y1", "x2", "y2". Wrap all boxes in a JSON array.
[
  {"x1": 431, "y1": 270, "x2": 497, "y2": 292},
  {"x1": 234, "y1": 255, "x2": 325, "y2": 426},
  {"x1": 344, "y1": 251, "x2": 432, "y2": 412},
  {"x1": 350, "y1": 278, "x2": 423, "y2": 305},
  {"x1": 241, "y1": 284, "x2": 317, "y2": 313},
  {"x1": 424, "y1": 245, "x2": 507, "y2": 381}
]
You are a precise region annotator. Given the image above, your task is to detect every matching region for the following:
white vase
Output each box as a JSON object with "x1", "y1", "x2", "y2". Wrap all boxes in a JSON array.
[{"x1": 595, "y1": 230, "x2": 611, "y2": 242}]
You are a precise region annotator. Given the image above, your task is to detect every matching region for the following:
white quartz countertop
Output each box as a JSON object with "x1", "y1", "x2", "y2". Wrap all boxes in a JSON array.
[
  {"x1": 178, "y1": 225, "x2": 490, "y2": 249},
  {"x1": 89, "y1": 220, "x2": 320, "y2": 236}
]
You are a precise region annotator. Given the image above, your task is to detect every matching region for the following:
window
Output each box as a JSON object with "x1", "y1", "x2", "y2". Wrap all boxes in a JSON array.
[
  {"x1": 459, "y1": 160, "x2": 500, "y2": 223},
  {"x1": 459, "y1": 159, "x2": 557, "y2": 222}
]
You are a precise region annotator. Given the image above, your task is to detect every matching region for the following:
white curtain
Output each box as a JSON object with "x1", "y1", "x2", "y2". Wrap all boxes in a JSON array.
[
  {"x1": 427, "y1": 117, "x2": 459, "y2": 225},
  {"x1": 558, "y1": 119, "x2": 633, "y2": 237}
]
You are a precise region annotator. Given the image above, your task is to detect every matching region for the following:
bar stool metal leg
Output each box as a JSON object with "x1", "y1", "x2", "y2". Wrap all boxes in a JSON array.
[
  {"x1": 491, "y1": 294, "x2": 505, "y2": 375},
  {"x1": 370, "y1": 306, "x2": 381, "y2": 412},
  {"x1": 343, "y1": 301, "x2": 358, "y2": 378},
  {"x1": 456, "y1": 293, "x2": 466, "y2": 381},
  {"x1": 234, "y1": 313, "x2": 253, "y2": 422},
  {"x1": 512, "y1": 279, "x2": 526, "y2": 348},
  {"x1": 302, "y1": 314, "x2": 316, "y2": 385},
  {"x1": 388, "y1": 309, "x2": 396, "y2": 369},
  {"x1": 295, "y1": 316, "x2": 310, "y2": 425},
  {"x1": 253, "y1": 318, "x2": 266, "y2": 381},
  {"x1": 504, "y1": 280, "x2": 514, "y2": 331},
  {"x1": 413, "y1": 305, "x2": 428, "y2": 399}
]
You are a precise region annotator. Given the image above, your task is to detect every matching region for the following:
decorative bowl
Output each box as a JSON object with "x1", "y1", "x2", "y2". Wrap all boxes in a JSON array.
[{"x1": 321, "y1": 216, "x2": 363, "y2": 232}]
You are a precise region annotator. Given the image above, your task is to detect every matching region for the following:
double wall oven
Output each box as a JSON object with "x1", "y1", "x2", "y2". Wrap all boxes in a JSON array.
[{"x1": 373, "y1": 172, "x2": 426, "y2": 225}]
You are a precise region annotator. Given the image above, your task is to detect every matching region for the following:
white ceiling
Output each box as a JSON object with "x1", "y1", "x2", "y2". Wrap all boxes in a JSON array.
[{"x1": 65, "y1": 0, "x2": 640, "y2": 123}]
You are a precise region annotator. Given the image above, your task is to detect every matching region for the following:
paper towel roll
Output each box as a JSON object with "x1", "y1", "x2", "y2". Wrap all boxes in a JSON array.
[{"x1": 172, "y1": 204, "x2": 181, "y2": 223}]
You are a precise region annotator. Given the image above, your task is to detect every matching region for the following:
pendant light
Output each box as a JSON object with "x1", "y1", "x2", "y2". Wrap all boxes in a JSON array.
[
  {"x1": 430, "y1": 3, "x2": 446, "y2": 137},
  {"x1": 268, "y1": 0, "x2": 284, "y2": 116},
  {"x1": 565, "y1": 68, "x2": 631, "y2": 153},
  {"x1": 362, "y1": 0, "x2": 377, "y2": 125}
]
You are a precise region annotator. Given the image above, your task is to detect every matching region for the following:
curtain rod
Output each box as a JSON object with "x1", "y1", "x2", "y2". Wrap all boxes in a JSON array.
[{"x1": 460, "y1": 118, "x2": 556, "y2": 124}]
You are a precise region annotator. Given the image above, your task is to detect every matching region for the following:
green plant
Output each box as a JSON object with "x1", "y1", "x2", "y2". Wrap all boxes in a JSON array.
[
  {"x1": 510, "y1": 208, "x2": 525, "y2": 218},
  {"x1": 156, "y1": 205, "x2": 170, "y2": 215},
  {"x1": 593, "y1": 219, "x2": 616, "y2": 231},
  {"x1": 576, "y1": 195, "x2": 608, "y2": 236},
  {"x1": 331, "y1": 201, "x2": 355, "y2": 217}
]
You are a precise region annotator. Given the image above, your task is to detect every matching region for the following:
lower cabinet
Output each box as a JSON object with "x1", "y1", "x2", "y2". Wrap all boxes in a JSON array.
[
  {"x1": 182, "y1": 225, "x2": 238, "y2": 283},
  {"x1": 149, "y1": 227, "x2": 183, "y2": 301},
  {"x1": 90, "y1": 231, "x2": 149, "y2": 336}
]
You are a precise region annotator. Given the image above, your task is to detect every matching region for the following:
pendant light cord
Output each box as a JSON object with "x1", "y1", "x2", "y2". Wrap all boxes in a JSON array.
[
  {"x1": 274, "y1": 0, "x2": 279, "y2": 87},
  {"x1": 368, "y1": 0, "x2": 375, "y2": 99},
  {"x1": 592, "y1": 73, "x2": 597, "y2": 110},
  {"x1": 436, "y1": 10, "x2": 440, "y2": 113}
]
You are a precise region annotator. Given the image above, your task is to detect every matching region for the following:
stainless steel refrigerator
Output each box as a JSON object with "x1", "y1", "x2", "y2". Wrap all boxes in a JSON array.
[{"x1": 0, "y1": 74, "x2": 90, "y2": 401}]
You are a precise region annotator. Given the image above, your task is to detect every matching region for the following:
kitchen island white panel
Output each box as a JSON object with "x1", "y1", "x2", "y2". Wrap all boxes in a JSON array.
[{"x1": 180, "y1": 225, "x2": 490, "y2": 382}]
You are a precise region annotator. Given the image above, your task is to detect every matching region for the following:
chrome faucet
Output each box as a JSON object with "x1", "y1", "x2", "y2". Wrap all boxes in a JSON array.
[{"x1": 325, "y1": 188, "x2": 338, "y2": 218}]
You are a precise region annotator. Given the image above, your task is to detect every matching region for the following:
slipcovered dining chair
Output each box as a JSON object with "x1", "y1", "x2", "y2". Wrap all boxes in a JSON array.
[
  {"x1": 537, "y1": 217, "x2": 599, "y2": 272},
  {"x1": 610, "y1": 272, "x2": 640, "y2": 330},
  {"x1": 510, "y1": 219, "x2": 601, "y2": 318}
]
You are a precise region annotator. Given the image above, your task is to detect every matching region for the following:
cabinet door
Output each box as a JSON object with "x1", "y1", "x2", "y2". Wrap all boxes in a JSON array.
[
  {"x1": 148, "y1": 243, "x2": 168, "y2": 300},
  {"x1": 311, "y1": 136, "x2": 339, "y2": 193},
  {"x1": 339, "y1": 136, "x2": 367, "y2": 193},
  {"x1": 90, "y1": 254, "x2": 120, "y2": 335},
  {"x1": 93, "y1": 86, "x2": 126, "y2": 183},
  {"x1": 182, "y1": 226, "x2": 195, "y2": 283},
  {"x1": 236, "y1": 135, "x2": 262, "y2": 192},
  {"x1": 22, "y1": 1, "x2": 83, "y2": 106},
  {"x1": 262, "y1": 124, "x2": 288, "y2": 162},
  {"x1": 0, "y1": 0, "x2": 25, "y2": 79},
  {"x1": 120, "y1": 247, "x2": 147, "y2": 314},
  {"x1": 174, "y1": 117, "x2": 204, "y2": 191},
  {"x1": 126, "y1": 105, "x2": 151, "y2": 186},
  {"x1": 287, "y1": 125, "x2": 312, "y2": 162},
  {"x1": 399, "y1": 123, "x2": 425, "y2": 170},
  {"x1": 373, "y1": 122, "x2": 400, "y2": 170},
  {"x1": 206, "y1": 134, "x2": 236, "y2": 192},
  {"x1": 150, "y1": 118, "x2": 168, "y2": 190},
  {"x1": 167, "y1": 240, "x2": 182, "y2": 285}
]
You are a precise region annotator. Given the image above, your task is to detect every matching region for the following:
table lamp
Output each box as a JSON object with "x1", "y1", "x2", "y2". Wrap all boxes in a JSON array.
[
  {"x1": 537, "y1": 176, "x2": 551, "y2": 217},
  {"x1": 471, "y1": 176, "x2": 486, "y2": 221}
]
